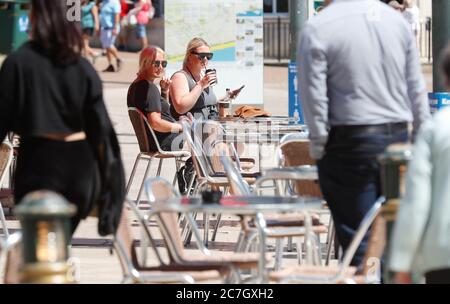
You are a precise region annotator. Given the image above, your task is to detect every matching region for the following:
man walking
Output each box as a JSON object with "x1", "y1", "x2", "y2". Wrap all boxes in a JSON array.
[
  {"x1": 99, "y1": 0, "x2": 123, "y2": 72},
  {"x1": 298, "y1": 0, "x2": 430, "y2": 268}
]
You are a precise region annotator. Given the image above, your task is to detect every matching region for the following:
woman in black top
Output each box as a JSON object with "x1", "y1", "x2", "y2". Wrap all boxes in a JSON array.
[
  {"x1": 0, "y1": 0, "x2": 125, "y2": 236},
  {"x1": 127, "y1": 46, "x2": 184, "y2": 151}
]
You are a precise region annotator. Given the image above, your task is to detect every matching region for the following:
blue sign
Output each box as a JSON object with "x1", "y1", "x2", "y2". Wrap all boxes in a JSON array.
[
  {"x1": 18, "y1": 15, "x2": 29, "y2": 33},
  {"x1": 428, "y1": 92, "x2": 450, "y2": 113},
  {"x1": 288, "y1": 61, "x2": 304, "y2": 124}
]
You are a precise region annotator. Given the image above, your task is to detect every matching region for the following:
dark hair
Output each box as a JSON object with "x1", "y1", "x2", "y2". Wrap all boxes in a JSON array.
[
  {"x1": 31, "y1": 0, "x2": 83, "y2": 64},
  {"x1": 441, "y1": 44, "x2": 450, "y2": 87}
]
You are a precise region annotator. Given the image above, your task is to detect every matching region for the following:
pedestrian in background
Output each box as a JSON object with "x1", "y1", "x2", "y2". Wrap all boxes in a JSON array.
[
  {"x1": 99, "y1": 0, "x2": 123, "y2": 72},
  {"x1": 128, "y1": 0, "x2": 153, "y2": 51},
  {"x1": 81, "y1": 0, "x2": 100, "y2": 64},
  {"x1": 390, "y1": 44, "x2": 450, "y2": 284},
  {"x1": 298, "y1": 0, "x2": 430, "y2": 270},
  {"x1": 117, "y1": 0, "x2": 131, "y2": 51},
  {"x1": 0, "y1": 0, "x2": 125, "y2": 236}
]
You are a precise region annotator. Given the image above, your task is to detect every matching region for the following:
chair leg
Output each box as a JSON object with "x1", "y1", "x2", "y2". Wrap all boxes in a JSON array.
[
  {"x1": 0, "y1": 202, "x2": 9, "y2": 238},
  {"x1": 211, "y1": 213, "x2": 222, "y2": 242},
  {"x1": 274, "y1": 238, "x2": 284, "y2": 271},
  {"x1": 156, "y1": 158, "x2": 163, "y2": 177},
  {"x1": 135, "y1": 158, "x2": 153, "y2": 207},
  {"x1": 125, "y1": 154, "x2": 141, "y2": 195},
  {"x1": 287, "y1": 236, "x2": 294, "y2": 252},
  {"x1": 172, "y1": 158, "x2": 181, "y2": 187},
  {"x1": 203, "y1": 212, "x2": 210, "y2": 247},
  {"x1": 234, "y1": 230, "x2": 245, "y2": 252},
  {"x1": 312, "y1": 233, "x2": 322, "y2": 266},
  {"x1": 140, "y1": 225, "x2": 148, "y2": 267},
  {"x1": 186, "y1": 172, "x2": 197, "y2": 196},
  {"x1": 325, "y1": 217, "x2": 336, "y2": 266},
  {"x1": 297, "y1": 238, "x2": 304, "y2": 265},
  {"x1": 183, "y1": 211, "x2": 198, "y2": 246}
]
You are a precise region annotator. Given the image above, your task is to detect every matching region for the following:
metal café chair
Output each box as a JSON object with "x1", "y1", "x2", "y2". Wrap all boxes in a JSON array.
[
  {"x1": 272, "y1": 132, "x2": 337, "y2": 265},
  {"x1": 270, "y1": 197, "x2": 385, "y2": 284},
  {"x1": 144, "y1": 177, "x2": 265, "y2": 283},
  {"x1": 180, "y1": 120, "x2": 259, "y2": 246},
  {"x1": 220, "y1": 154, "x2": 326, "y2": 269},
  {"x1": 0, "y1": 141, "x2": 14, "y2": 239},
  {"x1": 126, "y1": 107, "x2": 190, "y2": 207},
  {"x1": 113, "y1": 199, "x2": 226, "y2": 283}
]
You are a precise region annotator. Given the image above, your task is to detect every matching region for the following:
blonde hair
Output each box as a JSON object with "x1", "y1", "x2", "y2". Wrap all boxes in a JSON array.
[
  {"x1": 182, "y1": 37, "x2": 210, "y2": 69},
  {"x1": 137, "y1": 46, "x2": 165, "y2": 78}
]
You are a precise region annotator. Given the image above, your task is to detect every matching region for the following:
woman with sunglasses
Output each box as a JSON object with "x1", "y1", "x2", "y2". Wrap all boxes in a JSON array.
[
  {"x1": 169, "y1": 37, "x2": 223, "y2": 120},
  {"x1": 127, "y1": 46, "x2": 185, "y2": 152}
]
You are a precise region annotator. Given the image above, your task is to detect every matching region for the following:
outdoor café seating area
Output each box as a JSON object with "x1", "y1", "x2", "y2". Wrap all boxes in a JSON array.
[{"x1": 0, "y1": 111, "x2": 393, "y2": 284}]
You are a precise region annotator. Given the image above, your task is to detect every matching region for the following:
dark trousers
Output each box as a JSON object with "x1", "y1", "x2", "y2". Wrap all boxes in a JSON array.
[
  {"x1": 317, "y1": 126, "x2": 408, "y2": 268},
  {"x1": 14, "y1": 137, "x2": 99, "y2": 235},
  {"x1": 426, "y1": 269, "x2": 450, "y2": 284}
]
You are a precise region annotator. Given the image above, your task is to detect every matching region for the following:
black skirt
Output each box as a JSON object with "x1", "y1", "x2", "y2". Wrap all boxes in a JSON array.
[{"x1": 14, "y1": 137, "x2": 99, "y2": 234}]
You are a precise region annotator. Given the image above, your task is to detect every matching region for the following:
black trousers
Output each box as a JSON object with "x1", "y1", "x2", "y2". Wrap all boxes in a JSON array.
[
  {"x1": 14, "y1": 137, "x2": 99, "y2": 235},
  {"x1": 426, "y1": 269, "x2": 450, "y2": 284},
  {"x1": 317, "y1": 125, "x2": 408, "y2": 268}
]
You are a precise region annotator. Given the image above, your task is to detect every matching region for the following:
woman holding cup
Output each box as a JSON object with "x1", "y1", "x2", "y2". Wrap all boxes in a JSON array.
[{"x1": 169, "y1": 37, "x2": 241, "y2": 120}]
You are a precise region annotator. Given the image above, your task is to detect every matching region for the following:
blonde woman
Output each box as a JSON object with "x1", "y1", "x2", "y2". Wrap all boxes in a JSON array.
[
  {"x1": 127, "y1": 46, "x2": 184, "y2": 152},
  {"x1": 169, "y1": 37, "x2": 242, "y2": 120}
]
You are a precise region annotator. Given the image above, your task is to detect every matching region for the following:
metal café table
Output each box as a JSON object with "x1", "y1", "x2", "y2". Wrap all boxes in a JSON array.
[
  {"x1": 151, "y1": 195, "x2": 323, "y2": 283},
  {"x1": 219, "y1": 128, "x2": 307, "y2": 172}
]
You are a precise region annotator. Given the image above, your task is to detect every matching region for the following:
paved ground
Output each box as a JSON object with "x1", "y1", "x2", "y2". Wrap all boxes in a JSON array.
[{"x1": 1, "y1": 49, "x2": 434, "y2": 284}]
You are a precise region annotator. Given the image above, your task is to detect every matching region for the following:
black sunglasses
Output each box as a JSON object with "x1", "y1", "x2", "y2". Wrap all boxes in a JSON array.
[
  {"x1": 152, "y1": 60, "x2": 168, "y2": 68},
  {"x1": 191, "y1": 51, "x2": 214, "y2": 60}
]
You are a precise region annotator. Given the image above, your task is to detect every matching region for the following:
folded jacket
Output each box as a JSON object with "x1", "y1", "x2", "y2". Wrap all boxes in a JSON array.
[{"x1": 234, "y1": 105, "x2": 271, "y2": 118}]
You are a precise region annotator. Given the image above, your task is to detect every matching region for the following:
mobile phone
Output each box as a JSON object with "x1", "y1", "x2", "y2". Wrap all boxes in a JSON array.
[{"x1": 235, "y1": 85, "x2": 245, "y2": 92}]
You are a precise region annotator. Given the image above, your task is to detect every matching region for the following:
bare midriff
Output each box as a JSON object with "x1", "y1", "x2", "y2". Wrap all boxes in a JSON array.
[{"x1": 38, "y1": 131, "x2": 87, "y2": 142}]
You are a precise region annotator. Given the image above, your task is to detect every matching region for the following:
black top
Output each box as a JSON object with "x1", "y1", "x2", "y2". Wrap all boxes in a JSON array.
[
  {"x1": 127, "y1": 79, "x2": 177, "y2": 151},
  {"x1": 0, "y1": 41, "x2": 104, "y2": 141},
  {"x1": 0, "y1": 41, "x2": 126, "y2": 236}
]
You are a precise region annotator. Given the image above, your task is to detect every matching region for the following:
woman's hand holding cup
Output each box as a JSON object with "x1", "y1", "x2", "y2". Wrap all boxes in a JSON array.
[{"x1": 199, "y1": 71, "x2": 217, "y2": 89}]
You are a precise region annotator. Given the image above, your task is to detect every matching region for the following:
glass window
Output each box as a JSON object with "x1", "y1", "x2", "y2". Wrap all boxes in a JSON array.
[
  {"x1": 264, "y1": 0, "x2": 273, "y2": 13},
  {"x1": 276, "y1": 0, "x2": 288, "y2": 13}
]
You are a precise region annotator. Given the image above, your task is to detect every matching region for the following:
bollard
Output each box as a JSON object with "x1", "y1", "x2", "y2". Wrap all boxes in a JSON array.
[
  {"x1": 378, "y1": 143, "x2": 412, "y2": 284},
  {"x1": 14, "y1": 190, "x2": 76, "y2": 284}
]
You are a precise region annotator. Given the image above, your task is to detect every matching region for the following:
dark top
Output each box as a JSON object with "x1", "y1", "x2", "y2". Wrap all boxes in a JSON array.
[
  {"x1": 169, "y1": 70, "x2": 218, "y2": 120},
  {"x1": 0, "y1": 41, "x2": 126, "y2": 236},
  {"x1": 127, "y1": 79, "x2": 178, "y2": 151},
  {"x1": 0, "y1": 41, "x2": 103, "y2": 140}
]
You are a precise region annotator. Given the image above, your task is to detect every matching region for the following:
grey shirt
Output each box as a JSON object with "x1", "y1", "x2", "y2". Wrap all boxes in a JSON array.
[{"x1": 298, "y1": 0, "x2": 430, "y2": 159}]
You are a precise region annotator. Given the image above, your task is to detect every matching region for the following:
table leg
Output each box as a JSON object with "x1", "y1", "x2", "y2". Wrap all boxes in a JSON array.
[{"x1": 254, "y1": 212, "x2": 268, "y2": 283}]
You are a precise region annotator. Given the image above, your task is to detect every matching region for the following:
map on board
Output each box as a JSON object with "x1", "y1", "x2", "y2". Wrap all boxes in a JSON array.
[
  {"x1": 165, "y1": 0, "x2": 263, "y2": 104},
  {"x1": 165, "y1": 0, "x2": 236, "y2": 62}
]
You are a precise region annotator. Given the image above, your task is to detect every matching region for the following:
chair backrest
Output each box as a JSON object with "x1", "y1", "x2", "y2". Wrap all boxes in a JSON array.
[
  {"x1": 128, "y1": 107, "x2": 163, "y2": 153},
  {"x1": 144, "y1": 177, "x2": 186, "y2": 264},
  {"x1": 181, "y1": 120, "x2": 213, "y2": 179},
  {"x1": 113, "y1": 203, "x2": 139, "y2": 279},
  {"x1": 277, "y1": 134, "x2": 322, "y2": 197},
  {"x1": 337, "y1": 197, "x2": 385, "y2": 280},
  {"x1": 220, "y1": 155, "x2": 251, "y2": 195},
  {"x1": 113, "y1": 199, "x2": 168, "y2": 281},
  {"x1": 196, "y1": 120, "x2": 243, "y2": 173},
  {"x1": 0, "y1": 141, "x2": 13, "y2": 188}
]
